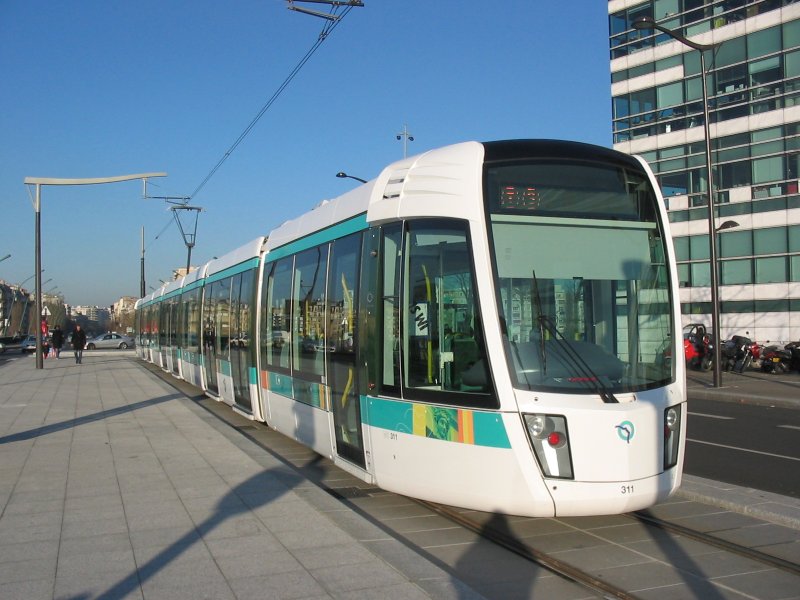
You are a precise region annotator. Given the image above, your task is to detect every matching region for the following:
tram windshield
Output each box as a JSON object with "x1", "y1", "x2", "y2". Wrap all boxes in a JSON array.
[{"x1": 486, "y1": 159, "x2": 674, "y2": 394}]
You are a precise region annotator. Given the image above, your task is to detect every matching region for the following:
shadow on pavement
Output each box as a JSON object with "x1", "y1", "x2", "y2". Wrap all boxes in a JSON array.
[{"x1": 0, "y1": 393, "x2": 182, "y2": 444}]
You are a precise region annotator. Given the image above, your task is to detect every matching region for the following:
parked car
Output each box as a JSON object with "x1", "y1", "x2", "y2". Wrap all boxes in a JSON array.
[
  {"x1": 0, "y1": 335, "x2": 24, "y2": 354},
  {"x1": 20, "y1": 335, "x2": 37, "y2": 353},
  {"x1": 683, "y1": 323, "x2": 712, "y2": 370},
  {"x1": 85, "y1": 333, "x2": 135, "y2": 350}
]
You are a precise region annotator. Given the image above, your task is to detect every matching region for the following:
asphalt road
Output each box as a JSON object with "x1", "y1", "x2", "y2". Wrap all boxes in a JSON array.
[{"x1": 685, "y1": 364, "x2": 800, "y2": 499}]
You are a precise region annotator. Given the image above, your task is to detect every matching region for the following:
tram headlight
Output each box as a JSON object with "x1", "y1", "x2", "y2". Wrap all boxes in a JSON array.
[
  {"x1": 527, "y1": 414, "x2": 547, "y2": 438},
  {"x1": 663, "y1": 405, "x2": 682, "y2": 470},
  {"x1": 523, "y1": 414, "x2": 574, "y2": 480}
]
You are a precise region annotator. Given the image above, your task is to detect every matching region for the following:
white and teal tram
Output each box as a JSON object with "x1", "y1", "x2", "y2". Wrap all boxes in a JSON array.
[{"x1": 136, "y1": 140, "x2": 686, "y2": 517}]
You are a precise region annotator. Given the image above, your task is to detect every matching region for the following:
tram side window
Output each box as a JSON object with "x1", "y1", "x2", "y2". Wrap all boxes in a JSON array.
[
  {"x1": 148, "y1": 306, "x2": 157, "y2": 347},
  {"x1": 229, "y1": 273, "x2": 244, "y2": 395},
  {"x1": 403, "y1": 220, "x2": 491, "y2": 399},
  {"x1": 185, "y1": 287, "x2": 202, "y2": 356},
  {"x1": 238, "y1": 271, "x2": 255, "y2": 369},
  {"x1": 262, "y1": 257, "x2": 293, "y2": 371},
  {"x1": 228, "y1": 270, "x2": 255, "y2": 405},
  {"x1": 203, "y1": 282, "x2": 217, "y2": 356},
  {"x1": 172, "y1": 298, "x2": 181, "y2": 348},
  {"x1": 214, "y1": 278, "x2": 231, "y2": 360},
  {"x1": 158, "y1": 301, "x2": 168, "y2": 347},
  {"x1": 292, "y1": 245, "x2": 329, "y2": 381}
]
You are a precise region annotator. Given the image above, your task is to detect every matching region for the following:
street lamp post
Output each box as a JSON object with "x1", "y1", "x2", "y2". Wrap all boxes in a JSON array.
[
  {"x1": 632, "y1": 17, "x2": 723, "y2": 387},
  {"x1": 24, "y1": 172, "x2": 167, "y2": 369},
  {"x1": 336, "y1": 171, "x2": 367, "y2": 184},
  {"x1": 140, "y1": 226, "x2": 146, "y2": 298},
  {"x1": 18, "y1": 270, "x2": 43, "y2": 289}
]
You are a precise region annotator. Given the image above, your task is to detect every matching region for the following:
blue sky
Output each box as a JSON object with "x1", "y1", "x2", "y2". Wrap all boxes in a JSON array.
[{"x1": 0, "y1": 1, "x2": 613, "y2": 307}]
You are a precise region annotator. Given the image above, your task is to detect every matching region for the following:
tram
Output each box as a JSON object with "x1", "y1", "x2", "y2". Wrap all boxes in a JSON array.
[{"x1": 135, "y1": 140, "x2": 686, "y2": 517}]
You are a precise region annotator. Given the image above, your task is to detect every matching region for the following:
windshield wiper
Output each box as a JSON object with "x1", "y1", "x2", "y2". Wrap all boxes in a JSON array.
[
  {"x1": 531, "y1": 271, "x2": 547, "y2": 375},
  {"x1": 531, "y1": 271, "x2": 618, "y2": 404}
]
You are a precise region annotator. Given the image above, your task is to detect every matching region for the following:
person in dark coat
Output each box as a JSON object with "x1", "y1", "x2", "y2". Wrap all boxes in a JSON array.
[
  {"x1": 51, "y1": 326, "x2": 64, "y2": 359},
  {"x1": 72, "y1": 325, "x2": 87, "y2": 364}
]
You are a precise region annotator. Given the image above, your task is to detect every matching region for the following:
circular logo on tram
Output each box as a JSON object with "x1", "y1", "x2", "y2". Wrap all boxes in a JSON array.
[{"x1": 615, "y1": 420, "x2": 635, "y2": 444}]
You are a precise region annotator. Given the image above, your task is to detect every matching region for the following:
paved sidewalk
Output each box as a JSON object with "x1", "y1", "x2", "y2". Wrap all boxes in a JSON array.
[{"x1": 0, "y1": 353, "x2": 481, "y2": 600}]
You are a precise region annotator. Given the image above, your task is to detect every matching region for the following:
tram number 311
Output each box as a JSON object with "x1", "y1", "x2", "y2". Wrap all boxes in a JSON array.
[{"x1": 621, "y1": 485, "x2": 635, "y2": 494}]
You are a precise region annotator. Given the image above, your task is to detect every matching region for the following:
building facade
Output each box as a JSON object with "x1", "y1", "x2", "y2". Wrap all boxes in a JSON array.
[
  {"x1": 609, "y1": 0, "x2": 800, "y2": 342},
  {"x1": 0, "y1": 281, "x2": 31, "y2": 337},
  {"x1": 71, "y1": 305, "x2": 111, "y2": 329}
]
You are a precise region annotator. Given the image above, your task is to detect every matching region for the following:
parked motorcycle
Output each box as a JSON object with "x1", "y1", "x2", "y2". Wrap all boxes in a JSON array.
[
  {"x1": 720, "y1": 335, "x2": 755, "y2": 373},
  {"x1": 760, "y1": 344, "x2": 792, "y2": 373},
  {"x1": 788, "y1": 342, "x2": 800, "y2": 371},
  {"x1": 760, "y1": 341, "x2": 800, "y2": 373}
]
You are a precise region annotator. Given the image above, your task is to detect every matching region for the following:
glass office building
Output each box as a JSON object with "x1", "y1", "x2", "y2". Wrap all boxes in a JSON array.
[{"x1": 609, "y1": 0, "x2": 800, "y2": 342}]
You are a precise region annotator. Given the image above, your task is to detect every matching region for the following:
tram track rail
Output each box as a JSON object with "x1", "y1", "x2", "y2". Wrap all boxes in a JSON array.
[
  {"x1": 417, "y1": 499, "x2": 637, "y2": 600},
  {"x1": 630, "y1": 510, "x2": 800, "y2": 576},
  {"x1": 419, "y1": 499, "x2": 800, "y2": 599}
]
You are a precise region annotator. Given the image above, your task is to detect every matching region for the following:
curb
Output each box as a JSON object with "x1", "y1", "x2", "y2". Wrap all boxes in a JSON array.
[{"x1": 676, "y1": 474, "x2": 800, "y2": 530}]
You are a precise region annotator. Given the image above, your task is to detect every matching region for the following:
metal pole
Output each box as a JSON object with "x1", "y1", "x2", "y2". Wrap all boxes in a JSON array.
[
  {"x1": 700, "y1": 51, "x2": 722, "y2": 388},
  {"x1": 140, "y1": 226, "x2": 146, "y2": 298},
  {"x1": 397, "y1": 124, "x2": 414, "y2": 158},
  {"x1": 34, "y1": 183, "x2": 43, "y2": 369},
  {"x1": 631, "y1": 17, "x2": 720, "y2": 386},
  {"x1": 186, "y1": 245, "x2": 192, "y2": 274}
]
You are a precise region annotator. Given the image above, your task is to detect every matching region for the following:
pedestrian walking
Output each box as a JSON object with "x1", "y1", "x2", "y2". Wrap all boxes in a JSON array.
[
  {"x1": 51, "y1": 325, "x2": 64, "y2": 359},
  {"x1": 72, "y1": 325, "x2": 87, "y2": 364}
]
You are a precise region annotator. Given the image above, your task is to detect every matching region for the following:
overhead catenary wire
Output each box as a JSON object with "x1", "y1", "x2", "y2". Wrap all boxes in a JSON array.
[
  {"x1": 143, "y1": 2, "x2": 361, "y2": 260},
  {"x1": 188, "y1": 2, "x2": 358, "y2": 201}
]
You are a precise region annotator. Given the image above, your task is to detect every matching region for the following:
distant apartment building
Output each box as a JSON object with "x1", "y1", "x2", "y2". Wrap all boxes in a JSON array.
[
  {"x1": 112, "y1": 296, "x2": 138, "y2": 315},
  {"x1": 71, "y1": 305, "x2": 111, "y2": 327},
  {"x1": 609, "y1": 0, "x2": 800, "y2": 341},
  {"x1": 111, "y1": 296, "x2": 138, "y2": 333}
]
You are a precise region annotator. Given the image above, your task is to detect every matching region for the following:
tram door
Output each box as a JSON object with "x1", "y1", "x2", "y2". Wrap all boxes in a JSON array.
[
  {"x1": 328, "y1": 233, "x2": 365, "y2": 468},
  {"x1": 202, "y1": 281, "x2": 219, "y2": 394}
]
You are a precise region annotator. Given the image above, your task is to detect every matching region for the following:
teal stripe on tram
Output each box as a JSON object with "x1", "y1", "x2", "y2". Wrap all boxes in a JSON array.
[
  {"x1": 162, "y1": 288, "x2": 182, "y2": 300},
  {"x1": 266, "y1": 214, "x2": 368, "y2": 263},
  {"x1": 363, "y1": 396, "x2": 512, "y2": 449},
  {"x1": 268, "y1": 371, "x2": 294, "y2": 398},
  {"x1": 219, "y1": 360, "x2": 232, "y2": 377},
  {"x1": 182, "y1": 279, "x2": 205, "y2": 293},
  {"x1": 206, "y1": 257, "x2": 261, "y2": 284},
  {"x1": 473, "y1": 412, "x2": 512, "y2": 448},
  {"x1": 365, "y1": 396, "x2": 414, "y2": 434},
  {"x1": 248, "y1": 367, "x2": 258, "y2": 386}
]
